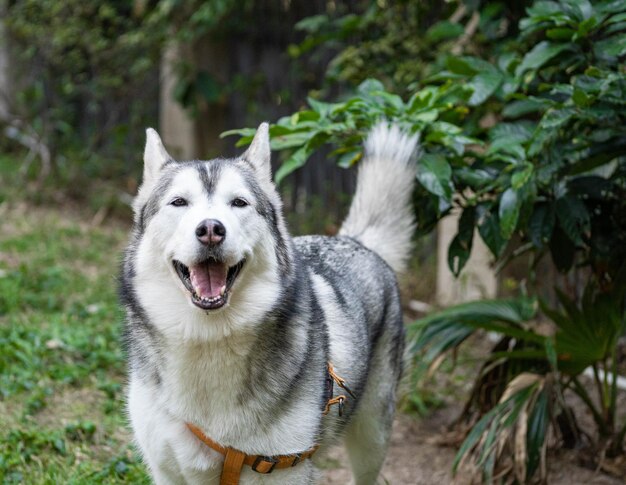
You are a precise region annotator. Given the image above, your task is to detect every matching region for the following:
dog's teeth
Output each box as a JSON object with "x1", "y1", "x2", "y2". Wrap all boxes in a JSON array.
[{"x1": 219, "y1": 286, "x2": 226, "y2": 296}]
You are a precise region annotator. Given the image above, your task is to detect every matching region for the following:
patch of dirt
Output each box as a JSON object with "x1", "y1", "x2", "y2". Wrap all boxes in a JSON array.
[
  {"x1": 323, "y1": 408, "x2": 623, "y2": 485},
  {"x1": 35, "y1": 388, "x2": 106, "y2": 428},
  {"x1": 34, "y1": 387, "x2": 132, "y2": 446},
  {"x1": 0, "y1": 200, "x2": 129, "y2": 240}
]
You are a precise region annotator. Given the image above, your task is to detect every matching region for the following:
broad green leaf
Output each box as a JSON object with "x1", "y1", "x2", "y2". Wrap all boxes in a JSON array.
[
  {"x1": 584, "y1": 66, "x2": 603, "y2": 77},
  {"x1": 371, "y1": 90, "x2": 405, "y2": 111},
  {"x1": 448, "y1": 207, "x2": 476, "y2": 276},
  {"x1": 416, "y1": 154, "x2": 453, "y2": 201},
  {"x1": 270, "y1": 131, "x2": 311, "y2": 150},
  {"x1": 220, "y1": 127, "x2": 256, "y2": 139},
  {"x1": 488, "y1": 137, "x2": 526, "y2": 161},
  {"x1": 548, "y1": 83, "x2": 573, "y2": 97},
  {"x1": 569, "y1": 0, "x2": 593, "y2": 20},
  {"x1": 511, "y1": 163, "x2": 534, "y2": 189},
  {"x1": 555, "y1": 196, "x2": 590, "y2": 245},
  {"x1": 544, "y1": 338, "x2": 558, "y2": 371},
  {"x1": 551, "y1": 288, "x2": 615, "y2": 373},
  {"x1": 516, "y1": 41, "x2": 570, "y2": 76},
  {"x1": 455, "y1": 167, "x2": 494, "y2": 189},
  {"x1": 606, "y1": 10, "x2": 626, "y2": 22},
  {"x1": 294, "y1": 14, "x2": 328, "y2": 32},
  {"x1": 445, "y1": 134, "x2": 480, "y2": 156},
  {"x1": 593, "y1": 33, "x2": 626, "y2": 58},
  {"x1": 410, "y1": 320, "x2": 474, "y2": 363},
  {"x1": 526, "y1": 1, "x2": 564, "y2": 19},
  {"x1": 446, "y1": 56, "x2": 478, "y2": 76},
  {"x1": 429, "y1": 121, "x2": 462, "y2": 135},
  {"x1": 528, "y1": 203, "x2": 555, "y2": 248},
  {"x1": 412, "y1": 109, "x2": 439, "y2": 123},
  {"x1": 526, "y1": 388, "x2": 550, "y2": 479},
  {"x1": 546, "y1": 27, "x2": 575, "y2": 40},
  {"x1": 605, "y1": 19, "x2": 626, "y2": 35},
  {"x1": 413, "y1": 297, "x2": 538, "y2": 329},
  {"x1": 478, "y1": 207, "x2": 507, "y2": 257},
  {"x1": 550, "y1": 224, "x2": 575, "y2": 272},
  {"x1": 502, "y1": 98, "x2": 549, "y2": 118},
  {"x1": 527, "y1": 129, "x2": 557, "y2": 157},
  {"x1": 499, "y1": 188, "x2": 521, "y2": 239},
  {"x1": 520, "y1": 8, "x2": 571, "y2": 34},
  {"x1": 337, "y1": 150, "x2": 361, "y2": 168},
  {"x1": 572, "y1": 88, "x2": 592, "y2": 107},
  {"x1": 285, "y1": 110, "x2": 320, "y2": 125},
  {"x1": 307, "y1": 97, "x2": 335, "y2": 117},
  {"x1": 573, "y1": 73, "x2": 606, "y2": 92},
  {"x1": 274, "y1": 130, "x2": 330, "y2": 183},
  {"x1": 425, "y1": 21, "x2": 464, "y2": 42},
  {"x1": 577, "y1": 15, "x2": 598, "y2": 37},
  {"x1": 407, "y1": 89, "x2": 436, "y2": 112},
  {"x1": 274, "y1": 145, "x2": 312, "y2": 184},
  {"x1": 468, "y1": 70, "x2": 504, "y2": 106},
  {"x1": 539, "y1": 107, "x2": 575, "y2": 129},
  {"x1": 357, "y1": 78, "x2": 385, "y2": 96},
  {"x1": 598, "y1": 1, "x2": 626, "y2": 15},
  {"x1": 269, "y1": 125, "x2": 300, "y2": 136},
  {"x1": 329, "y1": 98, "x2": 366, "y2": 117},
  {"x1": 489, "y1": 122, "x2": 534, "y2": 142},
  {"x1": 565, "y1": 151, "x2": 623, "y2": 175}
]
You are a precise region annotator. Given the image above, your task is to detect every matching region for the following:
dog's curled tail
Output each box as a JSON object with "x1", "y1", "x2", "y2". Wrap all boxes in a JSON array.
[{"x1": 339, "y1": 122, "x2": 419, "y2": 274}]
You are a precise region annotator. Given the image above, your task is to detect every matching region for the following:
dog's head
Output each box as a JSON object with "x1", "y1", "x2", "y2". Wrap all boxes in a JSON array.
[{"x1": 129, "y1": 124, "x2": 291, "y2": 338}]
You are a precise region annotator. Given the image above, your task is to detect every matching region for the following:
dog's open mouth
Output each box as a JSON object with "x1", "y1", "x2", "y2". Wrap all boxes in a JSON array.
[{"x1": 173, "y1": 258, "x2": 245, "y2": 310}]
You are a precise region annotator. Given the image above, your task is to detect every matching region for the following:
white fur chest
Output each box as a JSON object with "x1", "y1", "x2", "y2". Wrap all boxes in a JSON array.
[
  {"x1": 128, "y1": 335, "x2": 323, "y2": 483},
  {"x1": 159, "y1": 339, "x2": 253, "y2": 437}
]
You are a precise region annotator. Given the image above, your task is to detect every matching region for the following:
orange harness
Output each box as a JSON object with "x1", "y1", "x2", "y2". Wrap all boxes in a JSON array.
[{"x1": 186, "y1": 362, "x2": 354, "y2": 485}]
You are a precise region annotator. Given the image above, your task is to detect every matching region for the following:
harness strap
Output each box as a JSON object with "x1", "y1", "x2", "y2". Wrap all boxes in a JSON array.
[
  {"x1": 222, "y1": 448, "x2": 245, "y2": 485},
  {"x1": 186, "y1": 362, "x2": 351, "y2": 485},
  {"x1": 186, "y1": 423, "x2": 319, "y2": 484}
]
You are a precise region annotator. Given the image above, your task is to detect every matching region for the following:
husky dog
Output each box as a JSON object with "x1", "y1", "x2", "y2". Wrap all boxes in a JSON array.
[{"x1": 121, "y1": 122, "x2": 418, "y2": 484}]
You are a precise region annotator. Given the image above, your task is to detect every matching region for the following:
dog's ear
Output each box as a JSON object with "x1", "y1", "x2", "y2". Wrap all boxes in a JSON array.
[
  {"x1": 143, "y1": 128, "x2": 172, "y2": 185},
  {"x1": 243, "y1": 122, "x2": 271, "y2": 181}
]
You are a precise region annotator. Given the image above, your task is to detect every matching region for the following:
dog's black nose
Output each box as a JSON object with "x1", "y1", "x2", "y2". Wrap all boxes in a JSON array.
[{"x1": 195, "y1": 219, "x2": 226, "y2": 246}]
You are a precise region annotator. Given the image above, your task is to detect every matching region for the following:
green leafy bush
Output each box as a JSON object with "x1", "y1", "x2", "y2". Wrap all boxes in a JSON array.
[{"x1": 228, "y1": 0, "x2": 626, "y2": 280}]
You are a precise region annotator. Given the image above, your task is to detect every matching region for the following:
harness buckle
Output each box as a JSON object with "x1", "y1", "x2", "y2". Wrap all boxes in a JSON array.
[
  {"x1": 338, "y1": 396, "x2": 345, "y2": 417},
  {"x1": 252, "y1": 455, "x2": 278, "y2": 474}
]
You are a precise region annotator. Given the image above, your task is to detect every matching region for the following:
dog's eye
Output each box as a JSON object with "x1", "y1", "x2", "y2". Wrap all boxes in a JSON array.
[
  {"x1": 231, "y1": 197, "x2": 249, "y2": 208},
  {"x1": 170, "y1": 197, "x2": 188, "y2": 207}
]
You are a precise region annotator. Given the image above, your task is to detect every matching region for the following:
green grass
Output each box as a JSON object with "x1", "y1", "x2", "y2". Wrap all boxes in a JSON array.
[{"x1": 0, "y1": 203, "x2": 149, "y2": 484}]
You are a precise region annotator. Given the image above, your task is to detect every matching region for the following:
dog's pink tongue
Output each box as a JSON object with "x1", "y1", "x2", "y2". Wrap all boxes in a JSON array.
[{"x1": 190, "y1": 261, "x2": 227, "y2": 299}]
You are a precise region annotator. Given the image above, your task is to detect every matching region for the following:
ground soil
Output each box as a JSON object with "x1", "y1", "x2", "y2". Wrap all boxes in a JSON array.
[{"x1": 323, "y1": 407, "x2": 623, "y2": 484}]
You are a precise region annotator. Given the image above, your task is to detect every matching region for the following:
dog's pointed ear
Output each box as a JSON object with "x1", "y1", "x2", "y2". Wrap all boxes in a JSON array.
[
  {"x1": 243, "y1": 122, "x2": 271, "y2": 181},
  {"x1": 143, "y1": 128, "x2": 171, "y2": 184}
]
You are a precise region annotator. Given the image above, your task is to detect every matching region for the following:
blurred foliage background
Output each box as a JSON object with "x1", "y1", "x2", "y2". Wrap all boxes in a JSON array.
[{"x1": 1, "y1": 0, "x2": 626, "y2": 483}]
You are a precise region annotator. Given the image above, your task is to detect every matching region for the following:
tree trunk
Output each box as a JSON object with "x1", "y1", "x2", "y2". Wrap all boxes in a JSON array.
[
  {"x1": 159, "y1": 42, "x2": 197, "y2": 160},
  {"x1": 436, "y1": 212, "x2": 498, "y2": 305}
]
